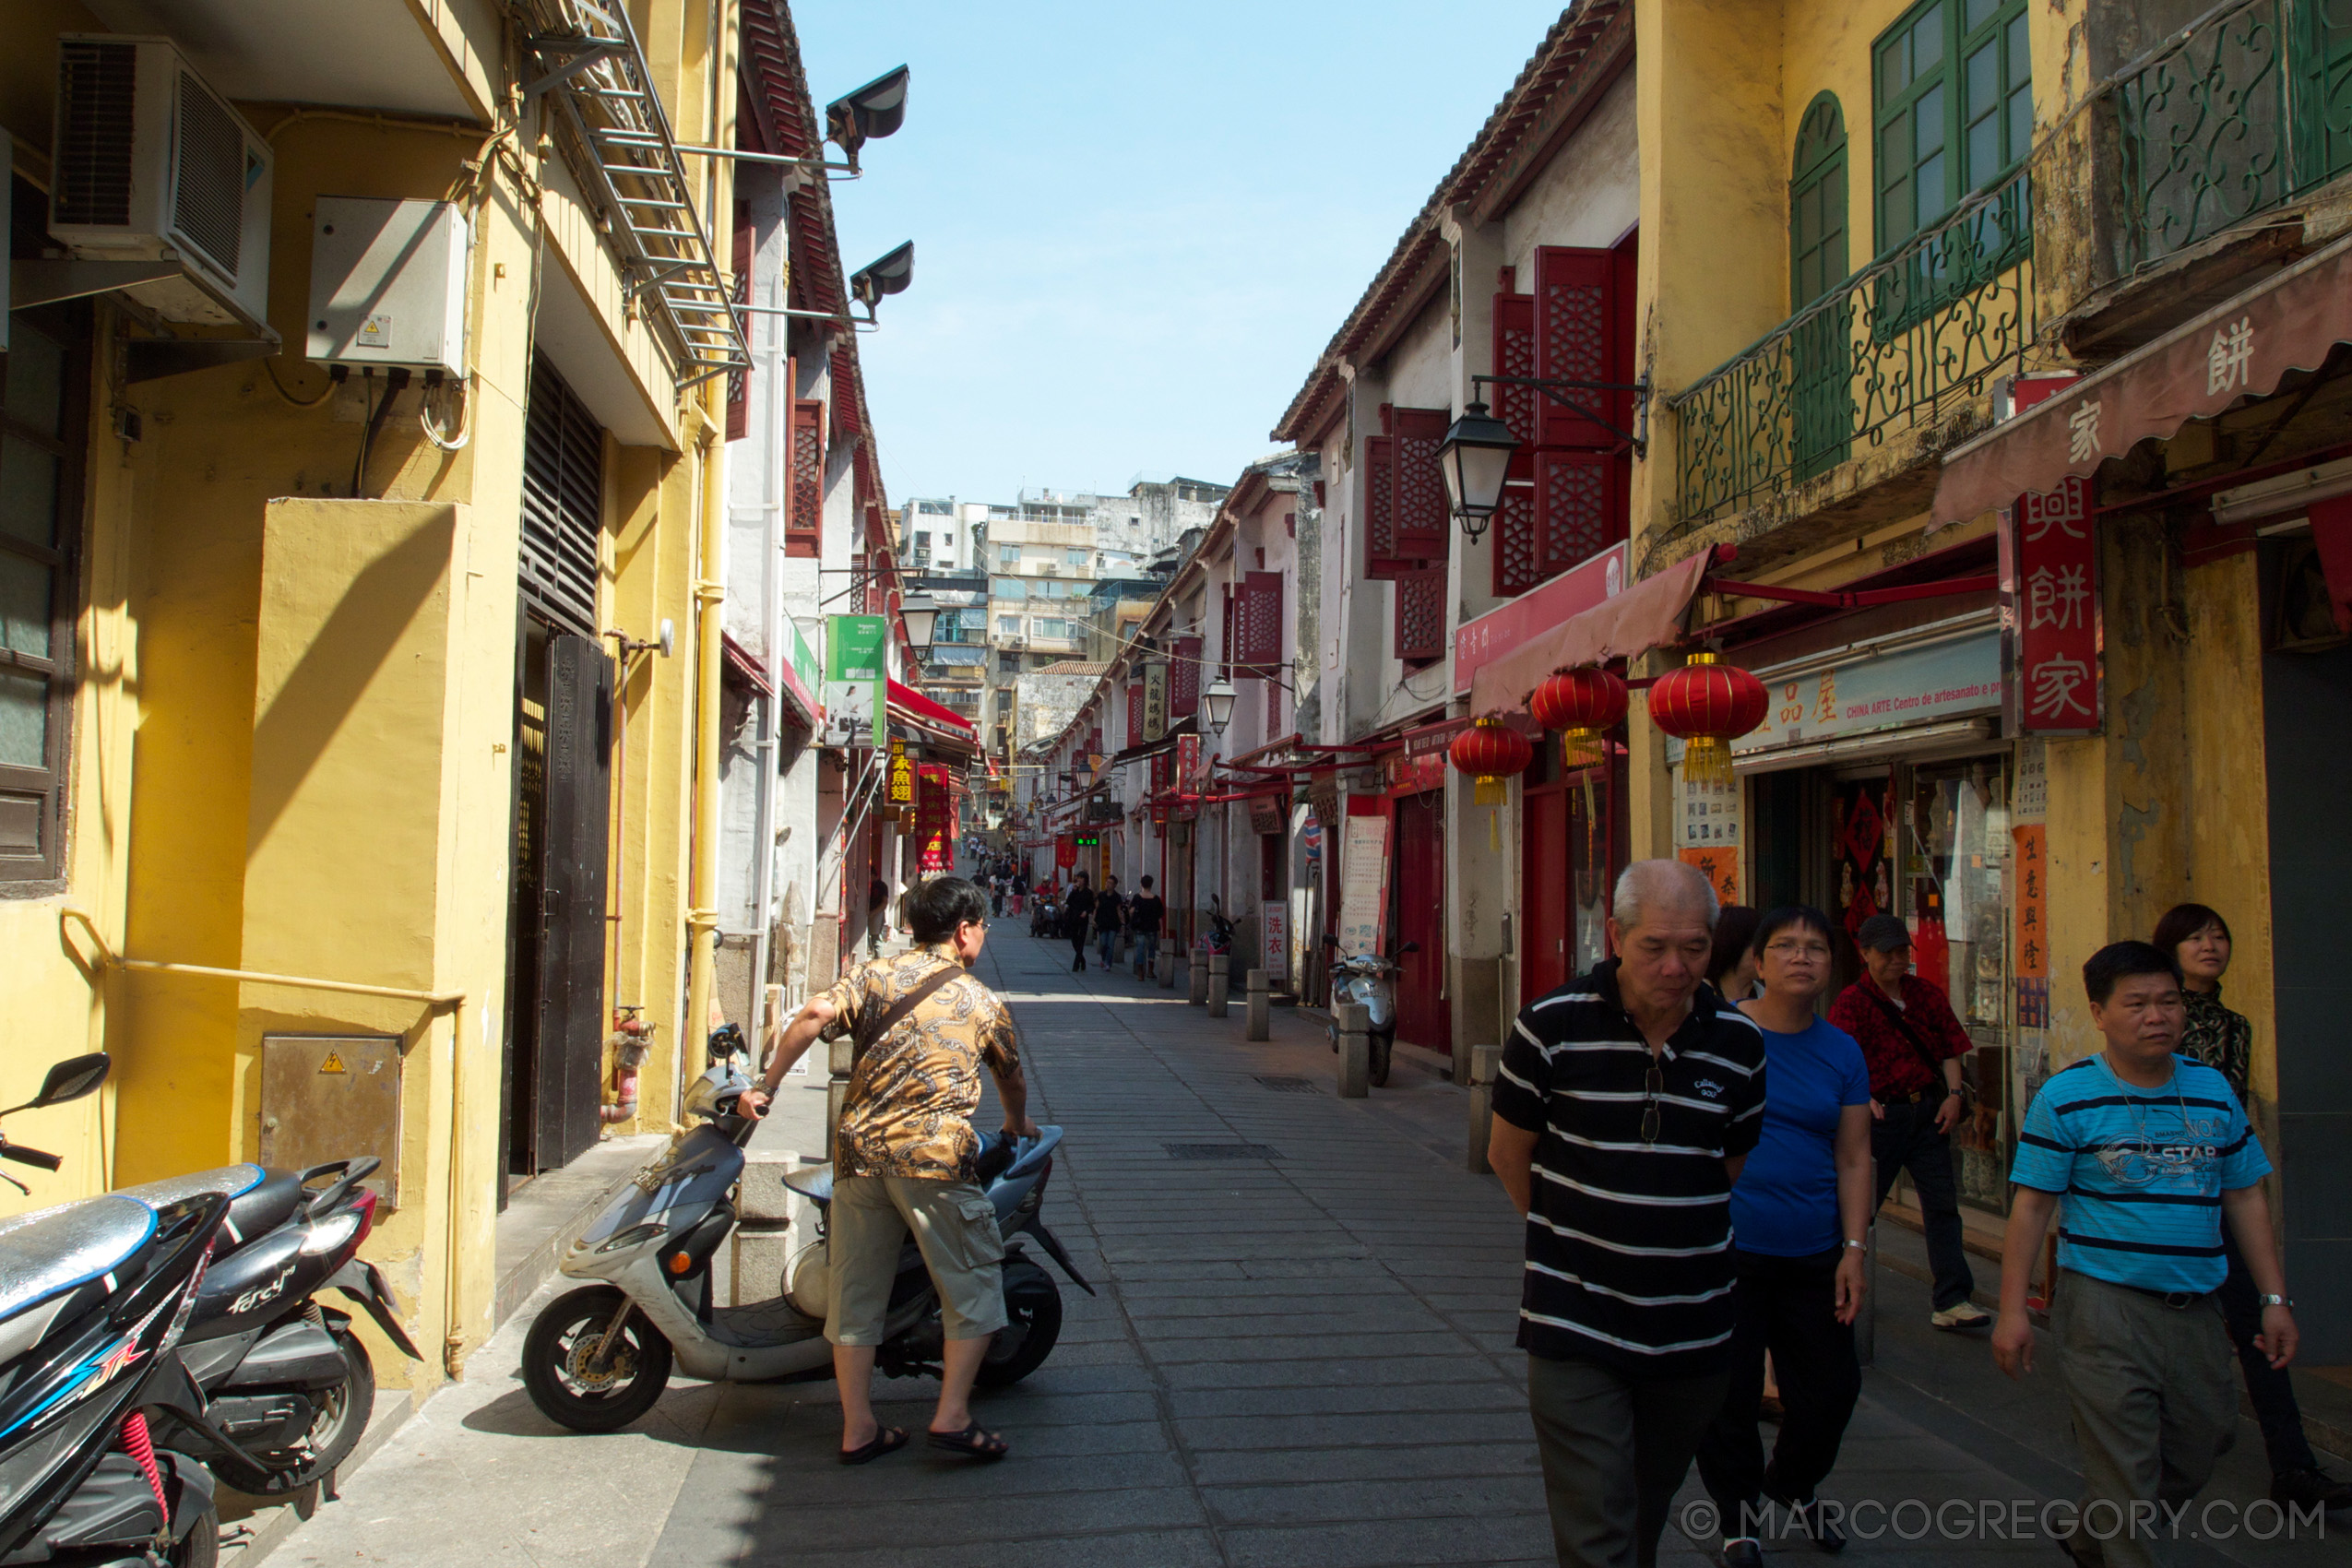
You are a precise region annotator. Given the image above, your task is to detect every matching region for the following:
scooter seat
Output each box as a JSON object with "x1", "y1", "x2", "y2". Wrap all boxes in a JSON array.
[
  {"x1": 780, "y1": 1164, "x2": 834, "y2": 1207},
  {"x1": 0, "y1": 1196, "x2": 157, "y2": 1354}
]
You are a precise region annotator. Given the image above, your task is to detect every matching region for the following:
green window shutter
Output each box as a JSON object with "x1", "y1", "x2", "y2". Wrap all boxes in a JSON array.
[
  {"x1": 1789, "y1": 92, "x2": 1849, "y2": 308},
  {"x1": 1872, "y1": 0, "x2": 2028, "y2": 255}
]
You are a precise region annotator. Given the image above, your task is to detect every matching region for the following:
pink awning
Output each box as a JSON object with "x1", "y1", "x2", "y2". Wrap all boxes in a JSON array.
[{"x1": 1468, "y1": 550, "x2": 1715, "y2": 717}]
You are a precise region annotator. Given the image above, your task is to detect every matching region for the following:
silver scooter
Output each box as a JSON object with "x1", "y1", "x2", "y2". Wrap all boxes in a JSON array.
[
  {"x1": 1324, "y1": 934, "x2": 1418, "y2": 1087},
  {"x1": 520, "y1": 1046, "x2": 1089, "y2": 1433}
]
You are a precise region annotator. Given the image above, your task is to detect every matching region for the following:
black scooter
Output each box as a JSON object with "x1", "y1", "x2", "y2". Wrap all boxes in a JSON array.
[
  {"x1": 120, "y1": 1158, "x2": 419, "y2": 1496},
  {"x1": 0, "y1": 1055, "x2": 237, "y2": 1566}
]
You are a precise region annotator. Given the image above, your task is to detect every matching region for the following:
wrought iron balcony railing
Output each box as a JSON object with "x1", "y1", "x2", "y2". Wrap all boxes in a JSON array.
[
  {"x1": 2111, "y1": 0, "x2": 2352, "y2": 273},
  {"x1": 1671, "y1": 164, "x2": 2037, "y2": 524}
]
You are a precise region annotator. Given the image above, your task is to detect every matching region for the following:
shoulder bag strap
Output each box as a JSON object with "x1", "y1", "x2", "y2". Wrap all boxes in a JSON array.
[
  {"x1": 850, "y1": 964, "x2": 965, "y2": 1073},
  {"x1": 1860, "y1": 983, "x2": 1958, "y2": 1088}
]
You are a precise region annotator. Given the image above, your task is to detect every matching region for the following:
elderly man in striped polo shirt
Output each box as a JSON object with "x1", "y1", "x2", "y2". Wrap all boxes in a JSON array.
[{"x1": 1491, "y1": 860, "x2": 1768, "y2": 1568}]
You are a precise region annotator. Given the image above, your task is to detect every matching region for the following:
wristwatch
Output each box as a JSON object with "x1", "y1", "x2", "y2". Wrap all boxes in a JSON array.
[
  {"x1": 1843, "y1": 1240, "x2": 1867, "y2": 1251},
  {"x1": 2258, "y1": 1293, "x2": 2293, "y2": 1309}
]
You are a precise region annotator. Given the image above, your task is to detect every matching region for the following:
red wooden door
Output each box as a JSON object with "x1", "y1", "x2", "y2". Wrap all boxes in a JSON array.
[
  {"x1": 1392, "y1": 791, "x2": 1451, "y2": 1054},
  {"x1": 1521, "y1": 788, "x2": 1572, "y2": 1004}
]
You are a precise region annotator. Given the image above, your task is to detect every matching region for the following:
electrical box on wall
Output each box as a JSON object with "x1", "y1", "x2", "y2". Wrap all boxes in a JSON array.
[
  {"x1": 305, "y1": 196, "x2": 468, "y2": 374},
  {"x1": 259, "y1": 1034, "x2": 403, "y2": 1208}
]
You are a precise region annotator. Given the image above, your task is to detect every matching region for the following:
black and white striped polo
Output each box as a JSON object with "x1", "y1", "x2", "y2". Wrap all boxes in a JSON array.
[{"x1": 1492, "y1": 959, "x2": 1766, "y2": 1376}]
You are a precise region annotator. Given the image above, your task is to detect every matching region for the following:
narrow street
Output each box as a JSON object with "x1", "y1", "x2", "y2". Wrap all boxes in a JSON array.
[{"x1": 274, "y1": 929, "x2": 2329, "y2": 1568}]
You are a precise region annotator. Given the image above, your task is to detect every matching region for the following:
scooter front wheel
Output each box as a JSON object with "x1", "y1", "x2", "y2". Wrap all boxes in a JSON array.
[
  {"x1": 1368, "y1": 1033, "x2": 1394, "y2": 1088},
  {"x1": 522, "y1": 1286, "x2": 673, "y2": 1432}
]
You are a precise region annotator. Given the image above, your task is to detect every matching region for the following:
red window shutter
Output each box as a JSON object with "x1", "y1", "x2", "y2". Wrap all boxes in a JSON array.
[
  {"x1": 1533, "y1": 246, "x2": 1620, "y2": 449},
  {"x1": 1126, "y1": 683, "x2": 1143, "y2": 750},
  {"x1": 1535, "y1": 451, "x2": 1627, "y2": 575},
  {"x1": 1087, "y1": 727, "x2": 1102, "y2": 758},
  {"x1": 1392, "y1": 408, "x2": 1449, "y2": 562},
  {"x1": 1493, "y1": 482, "x2": 1541, "y2": 598},
  {"x1": 1220, "y1": 585, "x2": 1235, "y2": 681},
  {"x1": 726, "y1": 202, "x2": 752, "y2": 442},
  {"x1": 787, "y1": 398, "x2": 824, "y2": 558},
  {"x1": 1236, "y1": 571, "x2": 1282, "y2": 670},
  {"x1": 1492, "y1": 292, "x2": 1536, "y2": 480},
  {"x1": 829, "y1": 348, "x2": 861, "y2": 440},
  {"x1": 1170, "y1": 636, "x2": 1202, "y2": 718},
  {"x1": 1265, "y1": 680, "x2": 1281, "y2": 738},
  {"x1": 1364, "y1": 434, "x2": 1401, "y2": 579},
  {"x1": 1395, "y1": 565, "x2": 1445, "y2": 664}
]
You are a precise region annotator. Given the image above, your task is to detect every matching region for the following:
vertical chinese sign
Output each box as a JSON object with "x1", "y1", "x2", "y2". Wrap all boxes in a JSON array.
[
  {"x1": 1671, "y1": 764, "x2": 1742, "y2": 907},
  {"x1": 2012, "y1": 736, "x2": 2050, "y2": 1098},
  {"x1": 2008, "y1": 479, "x2": 2100, "y2": 735},
  {"x1": 916, "y1": 764, "x2": 954, "y2": 872},
  {"x1": 885, "y1": 736, "x2": 914, "y2": 809},
  {"x1": 1143, "y1": 661, "x2": 1168, "y2": 742}
]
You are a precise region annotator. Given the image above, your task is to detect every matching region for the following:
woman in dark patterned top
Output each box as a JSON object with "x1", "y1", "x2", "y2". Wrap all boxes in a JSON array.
[
  {"x1": 2151, "y1": 901, "x2": 2352, "y2": 1517},
  {"x1": 2154, "y1": 901, "x2": 2251, "y2": 1100}
]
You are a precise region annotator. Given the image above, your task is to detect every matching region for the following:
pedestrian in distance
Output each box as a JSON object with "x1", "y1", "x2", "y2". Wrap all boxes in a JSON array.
[
  {"x1": 1489, "y1": 859, "x2": 1767, "y2": 1568},
  {"x1": 739, "y1": 875, "x2": 1039, "y2": 1465},
  {"x1": 1063, "y1": 873, "x2": 1095, "y2": 973},
  {"x1": 1011, "y1": 869, "x2": 1028, "y2": 917},
  {"x1": 1093, "y1": 873, "x2": 1124, "y2": 970},
  {"x1": 1128, "y1": 876, "x2": 1166, "y2": 980},
  {"x1": 1994, "y1": 940, "x2": 2297, "y2": 1568},
  {"x1": 1695, "y1": 905, "x2": 1872, "y2": 1565},
  {"x1": 1707, "y1": 905, "x2": 1764, "y2": 1003},
  {"x1": 865, "y1": 873, "x2": 891, "y2": 958},
  {"x1": 1826, "y1": 913, "x2": 1990, "y2": 1330},
  {"x1": 2152, "y1": 903, "x2": 2351, "y2": 1518},
  {"x1": 989, "y1": 873, "x2": 1006, "y2": 920}
]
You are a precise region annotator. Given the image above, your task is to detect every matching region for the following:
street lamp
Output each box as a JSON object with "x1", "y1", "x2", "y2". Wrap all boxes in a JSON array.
[
  {"x1": 900, "y1": 594, "x2": 939, "y2": 652},
  {"x1": 1203, "y1": 679, "x2": 1237, "y2": 737},
  {"x1": 1436, "y1": 399, "x2": 1520, "y2": 541}
]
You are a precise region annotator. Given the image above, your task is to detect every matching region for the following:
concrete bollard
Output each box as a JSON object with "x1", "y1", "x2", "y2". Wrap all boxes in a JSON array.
[
  {"x1": 1206, "y1": 954, "x2": 1230, "y2": 1017},
  {"x1": 1189, "y1": 950, "x2": 1208, "y2": 1004},
  {"x1": 1336, "y1": 1003, "x2": 1371, "y2": 1098},
  {"x1": 1245, "y1": 968, "x2": 1270, "y2": 1039},
  {"x1": 1159, "y1": 945, "x2": 1177, "y2": 989},
  {"x1": 1465, "y1": 1044, "x2": 1503, "y2": 1174},
  {"x1": 732, "y1": 1149, "x2": 802, "y2": 1306}
]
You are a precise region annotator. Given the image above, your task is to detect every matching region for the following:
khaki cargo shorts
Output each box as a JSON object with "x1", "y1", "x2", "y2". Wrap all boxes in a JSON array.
[{"x1": 825, "y1": 1175, "x2": 1007, "y2": 1346}]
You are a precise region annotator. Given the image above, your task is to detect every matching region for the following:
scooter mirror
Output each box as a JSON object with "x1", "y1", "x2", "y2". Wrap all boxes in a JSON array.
[
  {"x1": 1399, "y1": 942, "x2": 1420, "y2": 955},
  {"x1": 26, "y1": 1053, "x2": 110, "y2": 1110}
]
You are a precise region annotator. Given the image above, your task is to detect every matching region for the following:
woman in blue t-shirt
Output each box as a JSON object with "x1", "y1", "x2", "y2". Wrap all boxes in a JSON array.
[{"x1": 1694, "y1": 905, "x2": 1874, "y2": 1563}]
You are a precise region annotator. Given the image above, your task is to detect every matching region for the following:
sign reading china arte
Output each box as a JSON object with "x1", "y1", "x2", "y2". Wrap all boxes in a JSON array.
[
  {"x1": 1728, "y1": 631, "x2": 2002, "y2": 756},
  {"x1": 2007, "y1": 477, "x2": 2101, "y2": 735}
]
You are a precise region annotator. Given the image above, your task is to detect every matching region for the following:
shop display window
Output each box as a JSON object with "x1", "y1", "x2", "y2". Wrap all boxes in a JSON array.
[{"x1": 1903, "y1": 756, "x2": 2013, "y2": 1210}]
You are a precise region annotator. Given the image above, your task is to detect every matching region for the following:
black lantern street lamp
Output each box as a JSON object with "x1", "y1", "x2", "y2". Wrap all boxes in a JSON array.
[
  {"x1": 1203, "y1": 679, "x2": 1237, "y2": 737},
  {"x1": 899, "y1": 594, "x2": 939, "y2": 652},
  {"x1": 1436, "y1": 399, "x2": 1520, "y2": 540}
]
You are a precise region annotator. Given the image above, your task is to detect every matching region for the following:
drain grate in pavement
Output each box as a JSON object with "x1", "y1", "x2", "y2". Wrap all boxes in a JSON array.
[
  {"x1": 1164, "y1": 1142, "x2": 1285, "y2": 1160},
  {"x1": 1252, "y1": 1075, "x2": 1314, "y2": 1093}
]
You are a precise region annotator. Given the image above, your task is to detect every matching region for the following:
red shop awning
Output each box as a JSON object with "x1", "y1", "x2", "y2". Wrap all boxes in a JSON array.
[
  {"x1": 1468, "y1": 548, "x2": 1716, "y2": 718},
  {"x1": 1932, "y1": 232, "x2": 2352, "y2": 529}
]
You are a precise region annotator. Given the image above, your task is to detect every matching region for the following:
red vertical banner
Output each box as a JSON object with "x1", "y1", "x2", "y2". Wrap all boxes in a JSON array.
[
  {"x1": 917, "y1": 764, "x2": 954, "y2": 871},
  {"x1": 2010, "y1": 477, "x2": 2100, "y2": 734}
]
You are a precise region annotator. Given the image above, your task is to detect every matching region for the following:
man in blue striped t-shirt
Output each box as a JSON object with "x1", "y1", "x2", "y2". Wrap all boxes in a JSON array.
[{"x1": 1995, "y1": 942, "x2": 2299, "y2": 1568}]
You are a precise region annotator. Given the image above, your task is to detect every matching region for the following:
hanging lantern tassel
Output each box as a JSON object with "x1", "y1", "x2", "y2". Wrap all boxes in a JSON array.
[
  {"x1": 1449, "y1": 717, "x2": 1533, "y2": 854},
  {"x1": 1647, "y1": 651, "x2": 1768, "y2": 790},
  {"x1": 1529, "y1": 668, "x2": 1630, "y2": 776}
]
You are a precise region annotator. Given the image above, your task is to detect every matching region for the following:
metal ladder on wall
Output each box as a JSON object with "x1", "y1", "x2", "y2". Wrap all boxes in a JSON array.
[{"x1": 519, "y1": 0, "x2": 750, "y2": 389}]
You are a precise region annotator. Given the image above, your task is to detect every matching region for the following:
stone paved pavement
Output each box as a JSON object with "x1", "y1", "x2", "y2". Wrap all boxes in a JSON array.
[{"x1": 275, "y1": 928, "x2": 2339, "y2": 1567}]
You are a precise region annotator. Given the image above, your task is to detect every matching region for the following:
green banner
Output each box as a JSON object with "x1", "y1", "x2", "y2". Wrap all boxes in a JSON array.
[{"x1": 825, "y1": 614, "x2": 886, "y2": 744}]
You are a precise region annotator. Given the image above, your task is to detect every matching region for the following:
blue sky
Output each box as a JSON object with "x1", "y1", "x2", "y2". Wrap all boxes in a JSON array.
[{"x1": 790, "y1": 1, "x2": 1570, "y2": 505}]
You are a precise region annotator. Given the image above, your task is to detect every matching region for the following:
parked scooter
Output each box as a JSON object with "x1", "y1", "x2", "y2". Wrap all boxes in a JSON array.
[
  {"x1": 1324, "y1": 934, "x2": 1418, "y2": 1087},
  {"x1": 519, "y1": 1041, "x2": 1091, "y2": 1433},
  {"x1": 117, "y1": 1157, "x2": 420, "y2": 1496},
  {"x1": 0, "y1": 1055, "x2": 230, "y2": 1566},
  {"x1": 1200, "y1": 893, "x2": 1236, "y2": 957}
]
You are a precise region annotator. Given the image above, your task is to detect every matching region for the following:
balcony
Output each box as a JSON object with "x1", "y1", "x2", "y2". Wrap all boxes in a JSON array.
[
  {"x1": 1671, "y1": 163, "x2": 2036, "y2": 525},
  {"x1": 2108, "y1": 0, "x2": 2352, "y2": 273}
]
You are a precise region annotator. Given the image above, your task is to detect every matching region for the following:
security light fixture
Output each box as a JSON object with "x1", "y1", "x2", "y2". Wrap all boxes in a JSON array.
[
  {"x1": 826, "y1": 66, "x2": 910, "y2": 173},
  {"x1": 849, "y1": 243, "x2": 914, "y2": 317},
  {"x1": 900, "y1": 594, "x2": 939, "y2": 652},
  {"x1": 1203, "y1": 679, "x2": 1238, "y2": 737},
  {"x1": 1438, "y1": 400, "x2": 1520, "y2": 541}
]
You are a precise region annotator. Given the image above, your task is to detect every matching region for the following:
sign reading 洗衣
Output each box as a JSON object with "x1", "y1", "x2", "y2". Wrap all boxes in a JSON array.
[
  {"x1": 1261, "y1": 899, "x2": 1289, "y2": 982},
  {"x1": 824, "y1": 614, "x2": 887, "y2": 746}
]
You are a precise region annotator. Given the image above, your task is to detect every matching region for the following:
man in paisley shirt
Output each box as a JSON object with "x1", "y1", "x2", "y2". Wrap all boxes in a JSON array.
[
  {"x1": 2153, "y1": 904, "x2": 2350, "y2": 1518},
  {"x1": 744, "y1": 875, "x2": 1037, "y2": 1463}
]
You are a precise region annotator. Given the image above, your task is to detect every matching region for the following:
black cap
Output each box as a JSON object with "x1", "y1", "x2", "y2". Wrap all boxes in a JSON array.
[{"x1": 1856, "y1": 913, "x2": 1912, "y2": 953}]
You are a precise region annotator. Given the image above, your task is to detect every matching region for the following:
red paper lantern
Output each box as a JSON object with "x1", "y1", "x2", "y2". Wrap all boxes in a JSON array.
[
  {"x1": 1529, "y1": 667, "x2": 1629, "y2": 770},
  {"x1": 1648, "y1": 651, "x2": 1768, "y2": 783},
  {"x1": 1448, "y1": 716, "x2": 1533, "y2": 806}
]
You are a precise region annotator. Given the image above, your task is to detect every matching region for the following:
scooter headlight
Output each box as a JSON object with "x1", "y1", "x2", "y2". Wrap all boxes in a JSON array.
[
  {"x1": 594, "y1": 1221, "x2": 666, "y2": 1254},
  {"x1": 300, "y1": 1209, "x2": 363, "y2": 1257}
]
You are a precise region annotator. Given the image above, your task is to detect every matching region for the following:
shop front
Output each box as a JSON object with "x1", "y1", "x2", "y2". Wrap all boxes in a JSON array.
[{"x1": 1719, "y1": 615, "x2": 2027, "y2": 1216}]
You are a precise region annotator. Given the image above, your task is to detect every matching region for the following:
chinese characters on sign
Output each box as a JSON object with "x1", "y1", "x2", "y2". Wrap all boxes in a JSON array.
[
  {"x1": 1143, "y1": 662, "x2": 1168, "y2": 742},
  {"x1": 2011, "y1": 477, "x2": 2100, "y2": 734},
  {"x1": 885, "y1": 736, "x2": 914, "y2": 806},
  {"x1": 1260, "y1": 900, "x2": 1289, "y2": 982},
  {"x1": 1337, "y1": 813, "x2": 1391, "y2": 958},
  {"x1": 1673, "y1": 766, "x2": 1742, "y2": 906},
  {"x1": 917, "y1": 765, "x2": 954, "y2": 871},
  {"x1": 2206, "y1": 316, "x2": 2253, "y2": 396}
]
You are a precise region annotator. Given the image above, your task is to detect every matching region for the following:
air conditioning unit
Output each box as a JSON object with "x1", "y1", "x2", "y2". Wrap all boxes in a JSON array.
[
  {"x1": 50, "y1": 35, "x2": 274, "y2": 331},
  {"x1": 1038, "y1": 563, "x2": 1059, "y2": 576}
]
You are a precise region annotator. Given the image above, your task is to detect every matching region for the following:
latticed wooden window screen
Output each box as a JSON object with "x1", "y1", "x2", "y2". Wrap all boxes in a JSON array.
[
  {"x1": 1391, "y1": 409, "x2": 1449, "y2": 562},
  {"x1": 1235, "y1": 571, "x2": 1283, "y2": 671},
  {"x1": 1363, "y1": 434, "x2": 1397, "y2": 576},
  {"x1": 1491, "y1": 244, "x2": 1632, "y2": 598},
  {"x1": 1533, "y1": 247, "x2": 1618, "y2": 449},
  {"x1": 1493, "y1": 484, "x2": 1542, "y2": 597},
  {"x1": 520, "y1": 353, "x2": 605, "y2": 639},
  {"x1": 1170, "y1": 635, "x2": 1202, "y2": 718},
  {"x1": 1395, "y1": 566, "x2": 1445, "y2": 664},
  {"x1": 788, "y1": 398, "x2": 824, "y2": 557},
  {"x1": 1126, "y1": 683, "x2": 1143, "y2": 749},
  {"x1": 1492, "y1": 290, "x2": 1538, "y2": 464}
]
